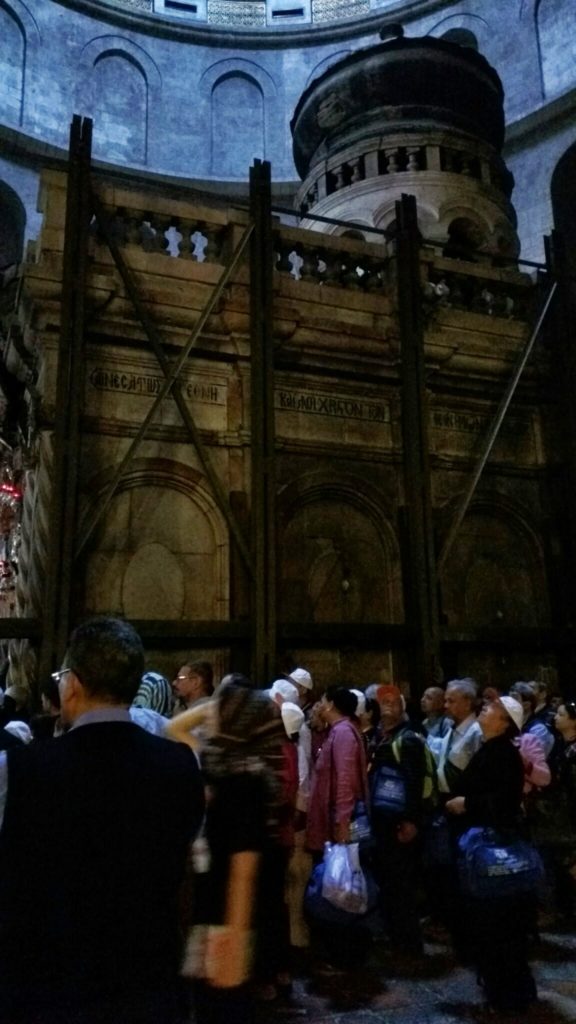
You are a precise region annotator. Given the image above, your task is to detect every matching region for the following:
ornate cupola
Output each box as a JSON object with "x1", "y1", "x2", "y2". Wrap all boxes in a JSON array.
[{"x1": 291, "y1": 27, "x2": 519, "y2": 258}]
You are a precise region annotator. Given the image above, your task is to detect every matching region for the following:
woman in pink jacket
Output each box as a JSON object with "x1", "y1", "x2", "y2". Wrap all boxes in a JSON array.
[
  {"x1": 306, "y1": 686, "x2": 368, "y2": 854},
  {"x1": 305, "y1": 686, "x2": 369, "y2": 972}
]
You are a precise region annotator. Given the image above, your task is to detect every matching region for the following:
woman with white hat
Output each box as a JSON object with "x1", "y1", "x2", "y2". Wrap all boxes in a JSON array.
[{"x1": 445, "y1": 695, "x2": 538, "y2": 1014}]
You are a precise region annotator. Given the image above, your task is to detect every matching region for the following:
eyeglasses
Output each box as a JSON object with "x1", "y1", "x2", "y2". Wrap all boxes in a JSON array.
[
  {"x1": 51, "y1": 668, "x2": 70, "y2": 683},
  {"x1": 175, "y1": 674, "x2": 191, "y2": 682}
]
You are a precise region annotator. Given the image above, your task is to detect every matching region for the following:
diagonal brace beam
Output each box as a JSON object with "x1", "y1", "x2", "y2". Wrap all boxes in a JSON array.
[
  {"x1": 75, "y1": 189, "x2": 255, "y2": 577},
  {"x1": 438, "y1": 280, "x2": 558, "y2": 574}
]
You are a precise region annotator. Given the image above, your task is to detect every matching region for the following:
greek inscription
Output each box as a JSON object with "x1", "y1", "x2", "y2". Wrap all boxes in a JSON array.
[
  {"x1": 89, "y1": 368, "x2": 223, "y2": 404},
  {"x1": 276, "y1": 389, "x2": 389, "y2": 423}
]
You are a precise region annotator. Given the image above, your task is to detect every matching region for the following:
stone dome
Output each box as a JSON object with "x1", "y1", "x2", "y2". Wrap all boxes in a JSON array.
[{"x1": 291, "y1": 35, "x2": 506, "y2": 180}]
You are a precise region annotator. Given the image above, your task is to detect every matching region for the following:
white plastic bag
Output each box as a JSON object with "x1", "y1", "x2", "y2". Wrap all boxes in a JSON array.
[{"x1": 320, "y1": 841, "x2": 368, "y2": 915}]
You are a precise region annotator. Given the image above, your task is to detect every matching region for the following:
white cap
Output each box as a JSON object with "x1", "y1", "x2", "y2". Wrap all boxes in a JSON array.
[
  {"x1": 350, "y1": 689, "x2": 366, "y2": 717},
  {"x1": 281, "y1": 701, "x2": 304, "y2": 737},
  {"x1": 4, "y1": 720, "x2": 32, "y2": 744},
  {"x1": 499, "y1": 696, "x2": 524, "y2": 732},
  {"x1": 270, "y1": 679, "x2": 299, "y2": 704},
  {"x1": 287, "y1": 668, "x2": 313, "y2": 691}
]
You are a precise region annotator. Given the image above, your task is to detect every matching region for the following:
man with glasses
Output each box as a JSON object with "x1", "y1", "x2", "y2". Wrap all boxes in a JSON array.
[
  {"x1": 0, "y1": 616, "x2": 204, "y2": 1024},
  {"x1": 172, "y1": 658, "x2": 214, "y2": 712}
]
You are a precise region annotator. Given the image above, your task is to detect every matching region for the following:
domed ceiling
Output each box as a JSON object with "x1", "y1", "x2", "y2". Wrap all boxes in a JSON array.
[{"x1": 78, "y1": 0, "x2": 390, "y2": 30}]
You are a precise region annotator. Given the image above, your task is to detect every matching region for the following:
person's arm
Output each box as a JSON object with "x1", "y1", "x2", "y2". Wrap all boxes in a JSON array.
[
  {"x1": 164, "y1": 704, "x2": 213, "y2": 752},
  {"x1": 332, "y1": 725, "x2": 366, "y2": 842},
  {"x1": 206, "y1": 849, "x2": 260, "y2": 989}
]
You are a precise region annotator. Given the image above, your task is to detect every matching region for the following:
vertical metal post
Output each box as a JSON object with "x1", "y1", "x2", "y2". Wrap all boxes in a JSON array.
[
  {"x1": 396, "y1": 194, "x2": 440, "y2": 693},
  {"x1": 250, "y1": 160, "x2": 276, "y2": 685},
  {"x1": 546, "y1": 232, "x2": 576, "y2": 685},
  {"x1": 39, "y1": 116, "x2": 92, "y2": 680}
]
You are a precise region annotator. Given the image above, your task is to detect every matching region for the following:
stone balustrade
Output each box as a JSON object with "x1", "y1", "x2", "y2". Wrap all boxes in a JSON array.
[
  {"x1": 273, "y1": 224, "x2": 393, "y2": 292},
  {"x1": 422, "y1": 251, "x2": 534, "y2": 321},
  {"x1": 91, "y1": 192, "x2": 238, "y2": 265},
  {"x1": 297, "y1": 138, "x2": 505, "y2": 212}
]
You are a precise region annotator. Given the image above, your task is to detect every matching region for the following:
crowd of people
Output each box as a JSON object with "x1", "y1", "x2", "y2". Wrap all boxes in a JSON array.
[{"x1": 0, "y1": 623, "x2": 575, "y2": 1023}]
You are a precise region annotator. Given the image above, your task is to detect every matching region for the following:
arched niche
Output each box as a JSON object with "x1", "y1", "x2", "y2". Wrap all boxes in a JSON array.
[
  {"x1": 536, "y1": 0, "x2": 576, "y2": 99},
  {"x1": 81, "y1": 459, "x2": 229, "y2": 621},
  {"x1": 0, "y1": 3, "x2": 25, "y2": 125},
  {"x1": 278, "y1": 476, "x2": 402, "y2": 624},
  {"x1": 0, "y1": 180, "x2": 25, "y2": 269},
  {"x1": 551, "y1": 142, "x2": 576, "y2": 276},
  {"x1": 199, "y1": 58, "x2": 279, "y2": 179},
  {"x1": 210, "y1": 72, "x2": 264, "y2": 178},
  {"x1": 77, "y1": 36, "x2": 162, "y2": 166},
  {"x1": 438, "y1": 498, "x2": 550, "y2": 629}
]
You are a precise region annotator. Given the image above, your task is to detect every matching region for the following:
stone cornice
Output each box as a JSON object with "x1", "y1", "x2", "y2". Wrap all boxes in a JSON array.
[
  {"x1": 50, "y1": 0, "x2": 459, "y2": 48},
  {"x1": 505, "y1": 87, "x2": 576, "y2": 154}
]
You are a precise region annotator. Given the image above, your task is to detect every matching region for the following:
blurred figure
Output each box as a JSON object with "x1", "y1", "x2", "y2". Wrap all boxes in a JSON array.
[
  {"x1": 282, "y1": 702, "x2": 313, "y2": 957},
  {"x1": 420, "y1": 686, "x2": 451, "y2": 739},
  {"x1": 181, "y1": 683, "x2": 285, "y2": 1023}
]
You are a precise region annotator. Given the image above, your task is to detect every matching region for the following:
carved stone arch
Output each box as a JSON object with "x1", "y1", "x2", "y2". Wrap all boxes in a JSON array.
[
  {"x1": 374, "y1": 198, "x2": 439, "y2": 237},
  {"x1": 81, "y1": 458, "x2": 229, "y2": 622},
  {"x1": 427, "y1": 12, "x2": 491, "y2": 54},
  {"x1": 278, "y1": 472, "x2": 402, "y2": 624},
  {"x1": 0, "y1": 0, "x2": 41, "y2": 126},
  {"x1": 305, "y1": 50, "x2": 352, "y2": 89},
  {"x1": 77, "y1": 36, "x2": 162, "y2": 166},
  {"x1": 437, "y1": 492, "x2": 550, "y2": 629}
]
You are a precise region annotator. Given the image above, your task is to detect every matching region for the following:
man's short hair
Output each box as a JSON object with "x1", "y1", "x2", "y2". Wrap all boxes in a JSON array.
[
  {"x1": 66, "y1": 617, "x2": 145, "y2": 705},
  {"x1": 446, "y1": 677, "x2": 478, "y2": 704},
  {"x1": 186, "y1": 659, "x2": 214, "y2": 695}
]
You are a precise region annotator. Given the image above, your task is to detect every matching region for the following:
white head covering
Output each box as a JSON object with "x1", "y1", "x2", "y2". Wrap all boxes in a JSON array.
[
  {"x1": 499, "y1": 695, "x2": 524, "y2": 732},
  {"x1": 287, "y1": 668, "x2": 313, "y2": 691},
  {"x1": 281, "y1": 701, "x2": 304, "y2": 737},
  {"x1": 350, "y1": 689, "x2": 366, "y2": 717},
  {"x1": 270, "y1": 679, "x2": 299, "y2": 704}
]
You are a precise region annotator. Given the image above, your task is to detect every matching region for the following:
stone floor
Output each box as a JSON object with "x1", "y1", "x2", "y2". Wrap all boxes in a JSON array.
[{"x1": 255, "y1": 922, "x2": 576, "y2": 1024}]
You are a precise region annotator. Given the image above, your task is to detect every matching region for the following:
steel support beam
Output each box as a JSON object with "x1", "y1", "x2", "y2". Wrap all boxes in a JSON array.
[
  {"x1": 438, "y1": 280, "x2": 557, "y2": 574},
  {"x1": 250, "y1": 160, "x2": 276, "y2": 685},
  {"x1": 39, "y1": 115, "x2": 92, "y2": 679},
  {"x1": 396, "y1": 194, "x2": 440, "y2": 693}
]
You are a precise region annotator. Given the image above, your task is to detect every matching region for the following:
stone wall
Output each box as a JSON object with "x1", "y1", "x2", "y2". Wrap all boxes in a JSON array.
[{"x1": 7, "y1": 168, "x2": 559, "y2": 689}]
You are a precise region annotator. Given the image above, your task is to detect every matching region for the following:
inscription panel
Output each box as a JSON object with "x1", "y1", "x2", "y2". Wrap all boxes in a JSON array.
[
  {"x1": 85, "y1": 354, "x2": 228, "y2": 432},
  {"x1": 430, "y1": 406, "x2": 540, "y2": 465},
  {"x1": 275, "y1": 384, "x2": 392, "y2": 449}
]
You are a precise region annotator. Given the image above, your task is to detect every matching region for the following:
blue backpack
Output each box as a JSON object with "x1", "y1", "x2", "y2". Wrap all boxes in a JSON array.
[{"x1": 458, "y1": 827, "x2": 544, "y2": 899}]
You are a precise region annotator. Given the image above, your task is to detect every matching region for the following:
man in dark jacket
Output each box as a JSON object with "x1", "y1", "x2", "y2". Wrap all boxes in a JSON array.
[
  {"x1": 372, "y1": 684, "x2": 427, "y2": 956},
  {"x1": 0, "y1": 616, "x2": 205, "y2": 1024}
]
